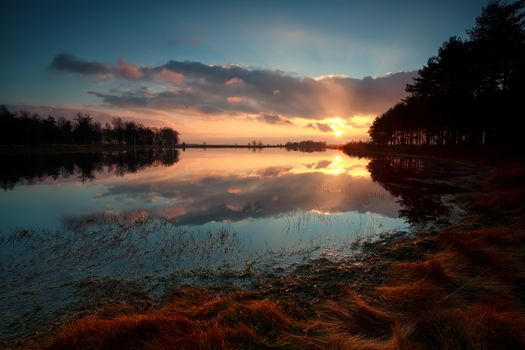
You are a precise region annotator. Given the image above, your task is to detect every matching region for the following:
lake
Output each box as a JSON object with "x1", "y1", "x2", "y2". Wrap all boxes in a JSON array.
[{"x1": 0, "y1": 148, "x2": 464, "y2": 342}]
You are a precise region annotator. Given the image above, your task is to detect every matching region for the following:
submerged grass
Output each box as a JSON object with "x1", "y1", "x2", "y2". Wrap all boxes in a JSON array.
[{"x1": 13, "y1": 162, "x2": 525, "y2": 349}]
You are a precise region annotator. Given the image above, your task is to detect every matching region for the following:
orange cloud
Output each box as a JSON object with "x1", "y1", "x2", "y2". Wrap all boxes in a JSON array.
[
  {"x1": 225, "y1": 77, "x2": 245, "y2": 87},
  {"x1": 227, "y1": 96, "x2": 242, "y2": 104},
  {"x1": 256, "y1": 113, "x2": 293, "y2": 125},
  {"x1": 117, "y1": 59, "x2": 142, "y2": 79},
  {"x1": 155, "y1": 68, "x2": 184, "y2": 84}
]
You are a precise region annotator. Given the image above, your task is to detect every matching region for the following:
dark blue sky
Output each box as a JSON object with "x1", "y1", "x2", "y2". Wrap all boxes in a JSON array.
[{"x1": 0, "y1": 0, "x2": 490, "y2": 142}]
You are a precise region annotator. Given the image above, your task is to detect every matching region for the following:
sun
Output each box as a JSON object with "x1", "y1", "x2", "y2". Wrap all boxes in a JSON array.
[{"x1": 334, "y1": 129, "x2": 343, "y2": 137}]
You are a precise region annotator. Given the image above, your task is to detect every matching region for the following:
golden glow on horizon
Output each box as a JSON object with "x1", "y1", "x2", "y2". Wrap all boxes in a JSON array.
[
  {"x1": 325, "y1": 117, "x2": 346, "y2": 126},
  {"x1": 117, "y1": 149, "x2": 371, "y2": 184},
  {"x1": 323, "y1": 155, "x2": 346, "y2": 175},
  {"x1": 87, "y1": 106, "x2": 373, "y2": 143},
  {"x1": 290, "y1": 154, "x2": 370, "y2": 177},
  {"x1": 349, "y1": 115, "x2": 375, "y2": 129}
]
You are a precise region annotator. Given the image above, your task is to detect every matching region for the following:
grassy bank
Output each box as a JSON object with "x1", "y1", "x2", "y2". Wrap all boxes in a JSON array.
[{"x1": 12, "y1": 161, "x2": 525, "y2": 349}]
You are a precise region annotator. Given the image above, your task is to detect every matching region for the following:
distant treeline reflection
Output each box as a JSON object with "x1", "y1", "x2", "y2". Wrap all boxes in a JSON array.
[
  {"x1": 0, "y1": 149, "x2": 179, "y2": 190},
  {"x1": 3, "y1": 149, "x2": 466, "y2": 228}
]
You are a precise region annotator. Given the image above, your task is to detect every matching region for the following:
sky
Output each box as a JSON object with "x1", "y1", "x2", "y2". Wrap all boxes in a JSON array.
[{"x1": 0, "y1": 0, "x2": 489, "y2": 143}]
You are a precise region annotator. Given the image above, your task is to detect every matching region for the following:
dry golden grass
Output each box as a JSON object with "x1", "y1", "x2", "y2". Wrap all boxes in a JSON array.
[{"x1": 32, "y1": 290, "x2": 293, "y2": 350}]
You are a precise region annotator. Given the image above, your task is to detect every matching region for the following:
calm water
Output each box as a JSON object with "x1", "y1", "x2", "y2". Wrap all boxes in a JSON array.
[{"x1": 1, "y1": 148, "x2": 452, "y2": 341}]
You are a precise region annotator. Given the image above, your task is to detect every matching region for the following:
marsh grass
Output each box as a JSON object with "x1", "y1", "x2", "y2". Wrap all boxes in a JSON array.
[{"x1": 10, "y1": 162, "x2": 524, "y2": 349}]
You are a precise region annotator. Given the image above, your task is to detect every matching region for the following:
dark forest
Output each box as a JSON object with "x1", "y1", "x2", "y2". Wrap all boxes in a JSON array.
[{"x1": 369, "y1": 0, "x2": 525, "y2": 147}]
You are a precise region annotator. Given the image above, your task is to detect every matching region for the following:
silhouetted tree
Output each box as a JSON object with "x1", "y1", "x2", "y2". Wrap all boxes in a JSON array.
[
  {"x1": 57, "y1": 117, "x2": 73, "y2": 143},
  {"x1": 73, "y1": 113, "x2": 98, "y2": 144},
  {"x1": 0, "y1": 106, "x2": 180, "y2": 147},
  {"x1": 158, "y1": 127, "x2": 179, "y2": 146},
  {"x1": 368, "y1": 0, "x2": 525, "y2": 149},
  {"x1": 284, "y1": 140, "x2": 327, "y2": 152},
  {"x1": 111, "y1": 118, "x2": 126, "y2": 145}
]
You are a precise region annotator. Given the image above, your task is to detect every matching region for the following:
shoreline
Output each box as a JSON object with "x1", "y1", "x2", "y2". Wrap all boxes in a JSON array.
[
  {"x1": 2, "y1": 142, "x2": 522, "y2": 160},
  {"x1": 10, "y1": 156, "x2": 525, "y2": 349},
  {"x1": 0, "y1": 144, "x2": 335, "y2": 156},
  {"x1": 340, "y1": 143, "x2": 525, "y2": 162}
]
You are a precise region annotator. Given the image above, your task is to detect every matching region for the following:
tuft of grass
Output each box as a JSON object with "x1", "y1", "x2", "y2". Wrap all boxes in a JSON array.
[
  {"x1": 31, "y1": 290, "x2": 293, "y2": 350},
  {"x1": 473, "y1": 163, "x2": 525, "y2": 217}
]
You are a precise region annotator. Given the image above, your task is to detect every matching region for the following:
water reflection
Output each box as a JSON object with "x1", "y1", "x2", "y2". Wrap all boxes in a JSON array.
[
  {"x1": 97, "y1": 164, "x2": 398, "y2": 225},
  {"x1": 365, "y1": 155, "x2": 469, "y2": 226},
  {"x1": 0, "y1": 149, "x2": 468, "y2": 342},
  {"x1": 0, "y1": 149, "x2": 180, "y2": 190}
]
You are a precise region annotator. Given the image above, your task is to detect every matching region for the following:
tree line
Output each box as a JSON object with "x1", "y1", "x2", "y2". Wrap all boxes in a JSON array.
[
  {"x1": 284, "y1": 140, "x2": 327, "y2": 151},
  {"x1": 0, "y1": 105, "x2": 179, "y2": 146},
  {"x1": 369, "y1": 0, "x2": 525, "y2": 147}
]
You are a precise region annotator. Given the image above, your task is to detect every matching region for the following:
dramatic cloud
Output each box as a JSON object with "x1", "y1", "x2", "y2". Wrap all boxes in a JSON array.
[
  {"x1": 50, "y1": 53, "x2": 110, "y2": 76},
  {"x1": 117, "y1": 59, "x2": 143, "y2": 79},
  {"x1": 225, "y1": 77, "x2": 245, "y2": 87},
  {"x1": 315, "y1": 123, "x2": 334, "y2": 133},
  {"x1": 50, "y1": 53, "x2": 416, "y2": 124},
  {"x1": 256, "y1": 113, "x2": 293, "y2": 125},
  {"x1": 51, "y1": 53, "x2": 144, "y2": 80},
  {"x1": 305, "y1": 122, "x2": 334, "y2": 132},
  {"x1": 226, "y1": 96, "x2": 243, "y2": 105},
  {"x1": 154, "y1": 68, "x2": 183, "y2": 84}
]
